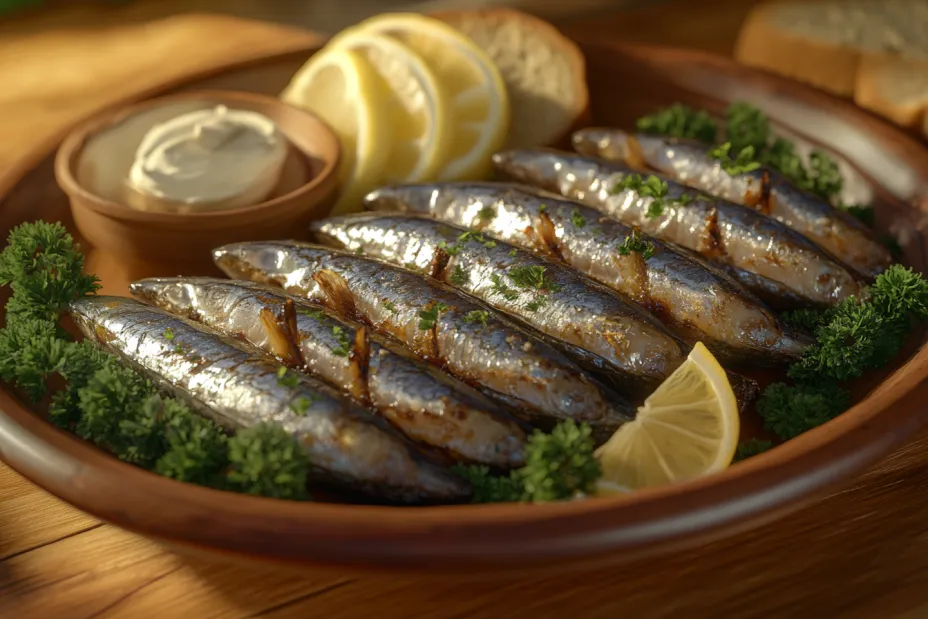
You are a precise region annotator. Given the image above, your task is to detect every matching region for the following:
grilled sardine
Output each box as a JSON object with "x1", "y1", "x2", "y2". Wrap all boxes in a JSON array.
[
  {"x1": 213, "y1": 241, "x2": 633, "y2": 433},
  {"x1": 311, "y1": 213, "x2": 686, "y2": 385},
  {"x1": 572, "y1": 128, "x2": 891, "y2": 280},
  {"x1": 130, "y1": 277, "x2": 527, "y2": 469},
  {"x1": 69, "y1": 296, "x2": 470, "y2": 503},
  {"x1": 492, "y1": 149, "x2": 862, "y2": 307},
  {"x1": 363, "y1": 182, "x2": 811, "y2": 364}
]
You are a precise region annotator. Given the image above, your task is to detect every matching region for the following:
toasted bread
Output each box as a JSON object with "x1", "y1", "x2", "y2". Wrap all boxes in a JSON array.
[
  {"x1": 735, "y1": 0, "x2": 928, "y2": 133},
  {"x1": 432, "y1": 8, "x2": 589, "y2": 148}
]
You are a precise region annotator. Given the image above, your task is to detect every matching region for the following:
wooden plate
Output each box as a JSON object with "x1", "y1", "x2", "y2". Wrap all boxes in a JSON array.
[{"x1": 2, "y1": 39, "x2": 928, "y2": 574}]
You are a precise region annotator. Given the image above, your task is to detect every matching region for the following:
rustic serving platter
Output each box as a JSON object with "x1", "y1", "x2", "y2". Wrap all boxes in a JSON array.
[{"x1": 2, "y1": 38, "x2": 928, "y2": 574}]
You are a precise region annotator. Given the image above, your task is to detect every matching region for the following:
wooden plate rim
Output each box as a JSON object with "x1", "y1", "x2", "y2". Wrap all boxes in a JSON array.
[{"x1": 1, "y1": 39, "x2": 927, "y2": 571}]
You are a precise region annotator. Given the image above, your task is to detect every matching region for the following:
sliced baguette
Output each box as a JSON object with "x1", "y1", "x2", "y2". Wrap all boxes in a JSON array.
[
  {"x1": 856, "y1": 54, "x2": 928, "y2": 129},
  {"x1": 735, "y1": 0, "x2": 928, "y2": 133},
  {"x1": 431, "y1": 8, "x2": 589, "y2": 149}
]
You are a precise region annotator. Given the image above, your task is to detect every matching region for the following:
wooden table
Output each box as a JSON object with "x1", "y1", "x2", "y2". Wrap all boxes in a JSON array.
[{"x1": 4, "y1": 2, "x2": 928, "y2": 617}]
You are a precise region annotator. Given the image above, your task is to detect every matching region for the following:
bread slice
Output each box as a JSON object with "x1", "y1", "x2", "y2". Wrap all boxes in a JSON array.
[
  {"x1": 856, "y1": 54, "x2": 928, "y2": 128},
  {"x1": 735, "y1": 0, "x2": 928, "y2": 130},
  {"x1": 431, "y1": 8, "x2": 589, "y2": 149}
]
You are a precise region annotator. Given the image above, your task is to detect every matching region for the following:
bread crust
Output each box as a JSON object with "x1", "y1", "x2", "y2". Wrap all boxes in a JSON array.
[
  {"x1": 431, "y1": 7, "x2": 590, "y2": 148},
  {"x1": 734, "y1": 2, "x2": 860, "y2": 97}
]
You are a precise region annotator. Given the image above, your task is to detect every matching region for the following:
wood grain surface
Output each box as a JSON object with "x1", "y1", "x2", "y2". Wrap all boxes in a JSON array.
[{"x1": 4, "y1": 1, "x2": 928, "y2": 617}]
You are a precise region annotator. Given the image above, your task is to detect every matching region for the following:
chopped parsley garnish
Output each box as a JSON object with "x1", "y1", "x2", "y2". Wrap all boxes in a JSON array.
[
  {"x1": 449, "y1": 264, "x2": 468, "y2": 286},
  {"x1": 162, "y1": 328, "x2": 175, "y2": 341},
  {"x1": 297, "y1": 307, "x2": 326, "y2": 320},
  {"x1": 509, "y1": 249, "x2": 519, "y2": 257},
  {"x1": 331, "y1": 325, "x2": 352, "y2": 357},
  {"x1": 438, "y1": 240, "x2": 462, "y2": 256},
  {"x1": 612, "y1": 173, "x2": 673, "y2": 219},
  {"x1": 383, "y1": 300, "x2": 397, "y2": 313},
  {"x1": 404, "y1": 261, "x2": 421, "y2": 272},
  {"x1": 525, "y1": 298, "x2": 547, "y2": 312},
  {"x1": 490, "y1": 273, "x2": 519, "y2": 301},
  {"x1": 617, "y1": 229, "x2": 655, "y2": 260},
  {"x1": 709, "y1": 142, "x2": 762, "y2": 176},
  {"x1": 289, "y1": 396, "x2": 313, "y2": 416},
  {"x1": 538, "y1": 204, "x2": 547, "y2": 213},
  {"x1": 636, "y1": 102, "x2": 718, "y2": 144},
  {"x1": 506, "y1": 265, "x2": 563, "y2": 292},
  {"x1": 463, "y1": 310, "x2": 490, "y2": 325},
  {"x1": 276, "y1": 366, "x2": 300, "y2": 388},
  {"x1": 477, "y1": 206, "x2": 496, "y2": 222},
  {"x1": 570, "y1": 209, "x2": 587, "y2": 228},
  {"x1": 417, "y1": 302, "x2": 450, "y2": 330},
  {"x1": 458, "y1": 230, "x2": 496, "y2": 248}
]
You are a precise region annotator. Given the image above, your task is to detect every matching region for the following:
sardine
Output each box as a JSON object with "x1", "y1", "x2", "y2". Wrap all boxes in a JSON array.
[
  {"x1": 130, "y1": 277, "x2": 526, "y2": 469},
  {"x1": 572, "y1": 128, "x2": 892, "y2": 280},
  {"x1": 212, "y1": 241, "x2": 634, "y2": 433},
  {"x1": 492, "y1": 149, "x2": 862, "y2": 308},
  {"x1": 69, "y1": 296, "x2": 470, "y2": 503},
  {"x1": 362, "y1": 182, "x2": 811, "y2": 364},
  {"x1": 310, "y1": 213, "x2": 686, "y2": 385}
]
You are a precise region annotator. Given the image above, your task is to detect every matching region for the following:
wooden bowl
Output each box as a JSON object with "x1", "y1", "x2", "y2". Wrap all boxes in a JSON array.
[
  {"x1": 2, "y1": 39, "x2": 928, "y2": 574},
  {"x1": 54, "y1": 90, "x2": 341, "y2": 271}
]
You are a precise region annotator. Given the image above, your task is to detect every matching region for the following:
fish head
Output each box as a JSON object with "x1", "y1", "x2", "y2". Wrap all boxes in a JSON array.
[
  {"x1": 68, "y1": 295, "x2": 134, "y2": 342},
  {"x1": 363, "y1": 184, "x2": 439, "y2": 215},
  {"x1": 212, "y1": 241, "x2": 295, "y2": 282},
  {"x1": 571, "y1": 127, "x2": 631, "y2": 161},
  {"x1": 491, "y1": 150, "x2": 570, "y2": 194}
]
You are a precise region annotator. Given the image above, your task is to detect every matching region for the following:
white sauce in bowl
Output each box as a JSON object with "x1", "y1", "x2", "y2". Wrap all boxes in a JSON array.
[{"x1": 125, "y1": 105, "x2": 288, "y2": 213}]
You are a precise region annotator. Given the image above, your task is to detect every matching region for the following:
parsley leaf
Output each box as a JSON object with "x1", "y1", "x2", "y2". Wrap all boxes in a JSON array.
[
  {"x1": 709, "y1": 142, "x2": 762, "y2": 176},
  {"x1": 417, "y1": 302, "x2": 450, "y2": 330},
  {"x1": 463, "y1": 310, "x2": 490, "y2": 325},
  {"x1": 449, "y1": 264, "x2": 468, "y2": 286},
  {"x1": 331, "y1": 325, "x2": 352, "y2": 357},
  {"x1": 636, "y1": 103, "x2": 717, "y2": 143},
  {"x1": 617, "y1": 229, "x2": 655, "y2": 260}
]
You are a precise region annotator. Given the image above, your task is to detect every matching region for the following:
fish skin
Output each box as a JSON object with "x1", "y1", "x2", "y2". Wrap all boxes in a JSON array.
[
  {"x1": 69, "y1": 295, "x2": 470, "y2": 503},
  {"x1": 572, "y1": 128, "x2": 892, "y2": 280},
  {"x1": 311, "y1": 212, "x2": 687, "y2": 385},
  {"x1": 491, "y1": 148, "x2": 862, "y2": 308},
  {"x1": 362, "y1": 182, "x2": 811, "y2": 365},
  {"x1": 212, "y1": 241, "x2": 634, "y2": 432},
  {"x1": 130, "y1": 277, "x2": 527, "y2": 469}
]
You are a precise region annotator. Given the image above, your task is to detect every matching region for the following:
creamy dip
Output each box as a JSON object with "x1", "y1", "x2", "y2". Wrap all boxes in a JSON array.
[{"x1": 124, "y1": 105, "x2": 288, "y2": 213}]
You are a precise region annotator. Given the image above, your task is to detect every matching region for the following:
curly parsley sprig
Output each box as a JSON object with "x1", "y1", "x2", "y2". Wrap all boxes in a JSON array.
[
  {"x1": 757, "y1": 265, "x2": 928, "y2": 441},
  {"x1": 453, "y1": 420, "x2": 602, "y2": 503},
  {"x1": 0, "y1": 222, "x2": 310, "y2": 500}
]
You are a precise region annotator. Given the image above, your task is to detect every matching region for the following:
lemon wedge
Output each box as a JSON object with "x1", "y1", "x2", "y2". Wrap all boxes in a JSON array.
[
  {"x1": 595, "y1": 342, "x2": 740, "y2": 490},
  {"x1": 353, "y1": 13, "x2": 510, "y2": 181},
  {"x1": 327, "y1": 28, "x2": 451, "y2": 188},
  {"x1": 280, "y1": 47, "x2": 391, "y2": 215}
]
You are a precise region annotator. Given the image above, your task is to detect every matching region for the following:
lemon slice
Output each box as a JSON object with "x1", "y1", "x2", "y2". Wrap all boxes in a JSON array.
[
  {"x1": 595, "y1": 342, "x2": 740, "y2": 490},
  {"x1": 327, "y1": 28, "x2": 451, "y2": 187},
  {"x1": 281, "y1": 47, "x2": 391, "y2": 215},
  {"x1": 353, "y1": 13, "x2": 510, "y2": 181}
]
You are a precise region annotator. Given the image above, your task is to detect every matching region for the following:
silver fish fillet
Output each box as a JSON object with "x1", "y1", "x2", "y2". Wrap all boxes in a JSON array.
[
  {"x1": 362, "y1": 182, "x2": 811, "y2": 364},
  {"x1": 130, "y1": 277, "x2": 526, "y2": 469},
  {"x1": 69, "y1": 296, "x2": 469, "y2": 503},
  {"x1": 572, "y1": 128, "x2": 892, "y2": 280},
  {"x1": 492, "y1": 148, "x2": 862, "y2": 308},
  {"x1": 212, "y1": 241, "x2": 633, "y2": 432},
  {"x1": 311, "y1": 213, "x2": 686, "y2": 385}
]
